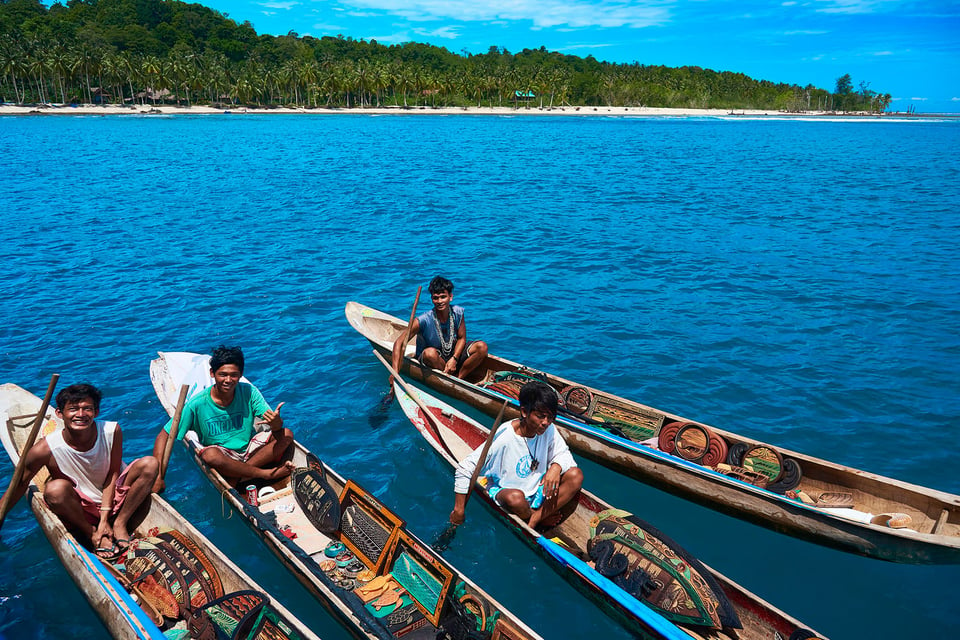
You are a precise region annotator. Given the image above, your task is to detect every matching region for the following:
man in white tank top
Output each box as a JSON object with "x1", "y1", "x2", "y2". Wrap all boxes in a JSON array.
[{"x1": 0, "y1": 384, "x2": 158, "y2": 556}]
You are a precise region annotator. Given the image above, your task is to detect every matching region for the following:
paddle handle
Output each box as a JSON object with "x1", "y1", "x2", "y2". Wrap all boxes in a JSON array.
[
  {"x1": 159, "y1": 384, "x2": 189, "y2": 481},
  {"x1": 0, "y1": 374, "x2": 59, "y2": 526},
  {"x1": 374, "y1": 350, "x2": 456, "y2": 458},
  {"x1": 401, "y1": 285, "x2": 422, "y2": 354},
  {"x1": 391, "y1": 286, "x2": 422, "y2": 385},
  {"x1": 463, "y1": 400, "x2": 509, "y2": 509}
]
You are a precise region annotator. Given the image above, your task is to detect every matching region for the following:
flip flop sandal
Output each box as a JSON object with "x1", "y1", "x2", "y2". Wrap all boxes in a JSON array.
[
  {"x1": 95, "y1": 544, "x2": 121, "y2": 560},
  {"x1": 114, "y1": 537, "x2": 136, "y2": 553}
]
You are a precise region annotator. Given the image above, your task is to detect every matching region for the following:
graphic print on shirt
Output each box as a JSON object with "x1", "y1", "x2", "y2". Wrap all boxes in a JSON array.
[
  {"x1": 204, "y1": 414, "x2": 240, "y2": 438},
  {"x1": 516, "y1": 455, "x2": 535, "y2": 478}
]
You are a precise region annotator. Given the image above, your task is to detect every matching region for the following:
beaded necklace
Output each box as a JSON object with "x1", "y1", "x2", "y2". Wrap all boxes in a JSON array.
[
  {"x1": 518, "y1": 419, "x2": 540, "y2": 472},
  {"x1": 432, "y1": 310, "x2": 456, "y2": 358}
]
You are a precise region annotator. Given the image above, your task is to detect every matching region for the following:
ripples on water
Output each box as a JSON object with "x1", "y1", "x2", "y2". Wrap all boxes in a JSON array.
[{"x1": 1, "y1": 114, "x2": 958, "y2": 639}]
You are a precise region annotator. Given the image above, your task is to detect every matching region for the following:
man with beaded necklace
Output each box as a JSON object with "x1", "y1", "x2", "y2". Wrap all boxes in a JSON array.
[{"x1": 391, "y1": 275, "x2": 488, "y2": 383}]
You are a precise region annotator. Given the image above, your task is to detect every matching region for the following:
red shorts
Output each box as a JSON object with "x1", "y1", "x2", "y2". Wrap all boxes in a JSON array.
[{"x1": 73, "y1": 463, "x2": 136, "y2": 525}]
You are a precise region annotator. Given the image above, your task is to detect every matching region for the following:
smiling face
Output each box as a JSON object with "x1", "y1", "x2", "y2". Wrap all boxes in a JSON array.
[
  {"x1": 431, "y1": 290, "x2": 453, "y2": 314},
  {"x1": 211, "y1": 363, "x2": 242, "y2": 398},
  {"x1": 56, "y1": 396, "x2": 99, "y2": 434}
]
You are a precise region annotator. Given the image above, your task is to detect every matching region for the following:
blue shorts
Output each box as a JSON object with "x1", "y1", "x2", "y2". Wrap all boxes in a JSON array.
[{"x1": 487, "y1": 483, "x2": 544, "y2": 510}]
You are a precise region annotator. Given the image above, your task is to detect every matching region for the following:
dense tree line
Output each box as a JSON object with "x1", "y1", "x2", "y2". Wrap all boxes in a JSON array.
[{"x1": 0, "y1": 0, "x2": 891, "y2": 112}]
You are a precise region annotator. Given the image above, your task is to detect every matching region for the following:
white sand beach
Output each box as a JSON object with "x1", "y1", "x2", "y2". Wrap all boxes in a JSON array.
[{"x1": 0, "y1": 103, "x2": 842, "y2": 117}]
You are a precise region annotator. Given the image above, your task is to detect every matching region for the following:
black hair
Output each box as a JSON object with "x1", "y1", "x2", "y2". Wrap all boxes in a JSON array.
[
  {"x1": 428, "y1": 276, "x2": 454, "y2": 295},
  {"x1": 209, "y1": 345, "x2": 245, "y2": 374},
  {"x1": 518, "y1": 380, "x2": 558, "y2": 417},
  {"x1": 55, "y1": 383, "x2": 102, "y2": 412}
]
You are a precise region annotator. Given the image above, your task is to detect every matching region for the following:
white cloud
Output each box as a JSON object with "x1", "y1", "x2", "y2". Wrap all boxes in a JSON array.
[
  {"x1": 814, "y1": 0, "x2": 903, "y2": 15},
  {"x1": 366, "y1": 31, "x2": 412, "y2": 43},
  {"x1": 559, "y1": 43, "x2": 615, "y2": 51},
  {"x1": 311, "y1": 23, "x2": 346, "y2": 31},
  {"x1": 259, "y1": 1, "x2": 300, "y2": 9},
  {"x1": 412, "y1": 25, "x2": 462, "y2": 39},
  {"x1": 339, "y1": 1, "x2": 672, "y2": 29},
  {"x1": 952, "y1": 97, "x2": 960, "y2": 102},
  {"x1": 910, "y1": 96, "x2": 927, "y2": 101}
]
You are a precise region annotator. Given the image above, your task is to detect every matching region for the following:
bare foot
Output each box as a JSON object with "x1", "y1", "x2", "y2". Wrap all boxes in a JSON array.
[
  {"x1": 528, "y1": 509, "x2": 563, "y2": 531},
  {"x1": 113, "y1": 523, "x2": 131, "y2": 542},
  {"x1": 259, "y1": 460, "x2": 295, "y2": 482}
]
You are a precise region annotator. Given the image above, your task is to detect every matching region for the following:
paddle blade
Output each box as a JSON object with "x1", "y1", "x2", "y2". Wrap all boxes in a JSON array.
[{"x1": 430, "y1": 522, "x2": 458, "y2": 554}]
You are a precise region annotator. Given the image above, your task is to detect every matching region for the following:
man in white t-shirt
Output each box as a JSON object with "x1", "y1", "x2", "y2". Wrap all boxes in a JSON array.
[
  {"x1": 450, "y1": 380, "x2": 583, "y2": 529},
  {"x1": 0, "y1": 384, "x2": 158, "y2": 556}
]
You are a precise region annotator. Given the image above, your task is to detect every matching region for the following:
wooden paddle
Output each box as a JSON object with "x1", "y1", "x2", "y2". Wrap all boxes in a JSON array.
[
  {"x1": 385, "y1": 285, "x2": 422, "y2": 401},
  {"x1": 463, "y1": 399, "x2": 509, "y2": 510},
  {"x1": 400, "y1": 285, "x2": 423, "y2": 359},
  {"x1": 432, "y1": 399, "x2": 508, "y2": 545},
  {"x1": 0, "y1": 373, "x2": 59, "y2": 527},
  {"x1": 373, "y1": 350, "x2": 456, "y2": 459},
  {"x1": 158, "y1": 384, "x2": 189, "y2": 482}
]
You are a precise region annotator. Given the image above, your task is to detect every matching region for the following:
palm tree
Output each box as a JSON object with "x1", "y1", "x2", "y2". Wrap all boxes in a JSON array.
[
  {"x1": 28, "y1": 48, "x2": 50, "y2": 104},
  {"x1": 369, "y1": 62, "x2": 386, "y2": 107},
  {"x1": 394, "y1": 63, "x2": 412, "y2": 108},
  {"x1": 140, "y1": 55, "x2": 164, "y2": 104},
  {"x1": 69, "y1": 45, "x2": 98, "y2": 104}
]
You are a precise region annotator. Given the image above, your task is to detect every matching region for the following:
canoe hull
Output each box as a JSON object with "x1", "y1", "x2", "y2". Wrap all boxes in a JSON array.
[
  {"x1": 345, "y1": 301, "x2": 960, "y2": 564},
  {"x1": 391, "y1": 378, "x2": 823, "y2": 640},
  {"x1": 0, "y1": 383, "x2": 319, "y2": 640},
  {"x1": 150, "y1": 351, "x2": 544, "y2": 640}
]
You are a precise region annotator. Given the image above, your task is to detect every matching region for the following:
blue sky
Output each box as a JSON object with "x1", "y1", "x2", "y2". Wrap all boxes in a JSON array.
[{"x1": 187, "y1": 2, "x2": 960, "y2": 112}]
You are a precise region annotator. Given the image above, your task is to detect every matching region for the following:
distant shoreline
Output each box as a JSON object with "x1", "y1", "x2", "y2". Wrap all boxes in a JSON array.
[{"x1": 0, "y1": 103, "x2": 952, "y2": 119}]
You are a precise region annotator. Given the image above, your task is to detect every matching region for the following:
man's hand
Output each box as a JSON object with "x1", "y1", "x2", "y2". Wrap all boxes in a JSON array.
[
  {"x1": 541, "y1": 465, "x2": 562, "y2": 501},
  {"x1": 449, "y1": 508, "x2": 465, "y2": 526},
  {"x1": 443, "y1": 358, "x2": 458, "y2": 375},
  {"x1": 259, "y1": 402, "x2": 286, "y2": 431},
  {"x1": 93, "y1": 521, "x2": 114, "y2": 550}
]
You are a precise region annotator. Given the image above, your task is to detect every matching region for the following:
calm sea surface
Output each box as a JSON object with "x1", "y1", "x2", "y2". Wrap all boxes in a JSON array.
[{"x1": 1, "y1": 113, "x2": 958, "y2": 639}]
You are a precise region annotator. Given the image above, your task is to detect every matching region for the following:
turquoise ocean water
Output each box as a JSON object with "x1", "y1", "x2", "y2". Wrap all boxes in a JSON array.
[{"x1": 1, "y1": 113, "x2": 958, "y2": 639}]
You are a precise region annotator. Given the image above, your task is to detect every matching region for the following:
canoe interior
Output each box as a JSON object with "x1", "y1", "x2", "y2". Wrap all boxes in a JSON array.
[
  {"x1": 347, "y1": 302, "x2": 960, "y2": 557},
  {"x1": 397, "y1": 386, "x2": 818, "y2": 640},
  {"x1": 1, "y1": 384, "x2": 317, "y2": 640},
  {"x1": 190, "y1": 438, "x2": 544, "y2": 640},
  {"x1": 150, "y1": 351, "x2": 543, "y2": 640}
]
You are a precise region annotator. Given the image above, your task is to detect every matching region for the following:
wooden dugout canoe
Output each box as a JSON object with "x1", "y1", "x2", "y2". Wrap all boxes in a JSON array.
[
  {"x1": 150, "y1": 351, "x2": 544, "y2": 640},
  {"x1": 345, "y1": 301, "x2": 960, "y2": 564},
  {"x1": 389, "y1": 378, "x2": 824, "y2": 640},
  {"x1": 0, "y1": 382, "x2": 320, "y2": 640}
]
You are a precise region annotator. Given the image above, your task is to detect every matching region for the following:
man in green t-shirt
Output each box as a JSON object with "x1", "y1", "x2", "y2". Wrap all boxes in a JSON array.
[{"x1": 151, "y1": 345, "x2": 294, "y2": 493}]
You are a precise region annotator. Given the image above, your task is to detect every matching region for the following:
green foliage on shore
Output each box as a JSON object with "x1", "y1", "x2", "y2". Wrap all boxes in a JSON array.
[{"x1": 0, "y1": 0, "x2": 892, "y2": 112}]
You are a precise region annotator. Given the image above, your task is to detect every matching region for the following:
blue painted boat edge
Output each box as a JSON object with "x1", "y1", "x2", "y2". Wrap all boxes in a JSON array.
[
  {"x1": 67, "y1": 538, "x2": 167, "y2": 640},
  {"x1": 536, "y1": 536, "x2": 689, "y2": 640},
  {"x1": 483, "y1": 387, "x2": 834, "y2": 516}
]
